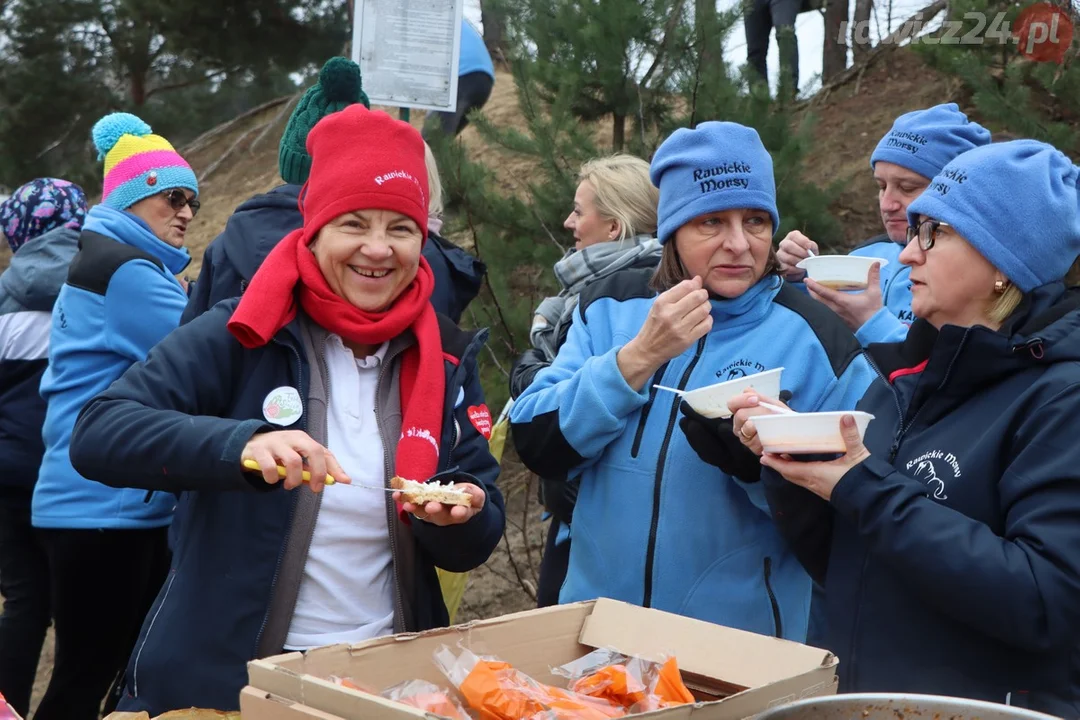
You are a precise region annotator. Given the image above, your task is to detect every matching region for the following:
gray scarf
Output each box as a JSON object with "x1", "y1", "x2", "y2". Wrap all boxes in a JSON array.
[{"x1": 531, "y1": 234, "x2": 661, "y2": 361}]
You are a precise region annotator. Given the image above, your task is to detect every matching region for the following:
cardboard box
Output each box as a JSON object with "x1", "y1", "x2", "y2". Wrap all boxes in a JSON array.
[{"x1": 243, "y1": 599, "x2": 838, "y2": 720}]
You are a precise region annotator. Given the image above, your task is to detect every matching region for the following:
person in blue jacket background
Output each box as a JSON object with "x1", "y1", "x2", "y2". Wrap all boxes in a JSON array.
[
  {"x1": 422, "y1": 20, "x2": 495, "y2": 140},
  {"x1": 185, "y1": 57, "x2": 485, "y2": 327},
  {"x1": 0, "y1": 178, "x2": 87, "y2": 718},
  {"x1": 31, "y1": 113, "x2": 197, "y2": 720},
  {"x1": 67, "y1": 103, "x2": 504, "y2": 717},
  {"x1": 776, "y1": 104, "x2": 990, "y2": 345},
  {"x1": 736, "y1": 140, "x2": 1080, "y2": 716},
  {"x1": 509, "y1": 121, "x2": 876, "y2": 642}
]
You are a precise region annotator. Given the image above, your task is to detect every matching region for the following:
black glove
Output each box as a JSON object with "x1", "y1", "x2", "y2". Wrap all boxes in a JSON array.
[{"x1": 678, "y1": 390, "x2": 793, "y2": 484}]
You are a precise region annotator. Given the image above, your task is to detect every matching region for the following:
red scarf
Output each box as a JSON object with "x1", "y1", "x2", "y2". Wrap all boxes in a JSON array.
[{"x1": 228, "y1": 228, "x2": 445, "y2": 489}]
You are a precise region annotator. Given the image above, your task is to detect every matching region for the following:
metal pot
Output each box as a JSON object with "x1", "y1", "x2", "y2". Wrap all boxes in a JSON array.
[{"x1": 755, "y1": 693, "x2": 1063, "y2": 720}]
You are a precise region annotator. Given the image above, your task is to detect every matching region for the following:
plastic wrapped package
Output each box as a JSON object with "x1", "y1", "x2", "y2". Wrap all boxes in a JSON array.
[
  {"x1": 434, "y1": 645, "x2": 627, "y2": 720},
  {"x1": 554, "y1": 649, "x2": 695, "y2": 713},
  {"x1": 382, "y1": 679, "x2": 470, "y2": 719},
  {"x1": 327, "y1": 675, "x2": 467, "y2": 719}
]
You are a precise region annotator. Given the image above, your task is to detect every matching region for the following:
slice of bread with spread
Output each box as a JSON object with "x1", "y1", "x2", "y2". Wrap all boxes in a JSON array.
[{"x1": 390, "y1": 477, "x2": 473, "y2": 507}]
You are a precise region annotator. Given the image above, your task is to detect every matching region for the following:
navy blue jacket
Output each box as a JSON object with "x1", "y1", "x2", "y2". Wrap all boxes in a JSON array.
[
  {"x1": 68, "y1": 299, "x2": 504, "y2": 714},
  {"x1": 765, "y1": 284, "x2": 1080, "y2": 716},
  {"x1": 182, "y1": 184, "x2": 486, "y2": 325}
]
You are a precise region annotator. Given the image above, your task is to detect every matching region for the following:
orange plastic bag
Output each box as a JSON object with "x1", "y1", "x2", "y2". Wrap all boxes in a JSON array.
[
  {"x1": 554, "y1": 649, "x2": 695, "y2": 713},
  {"x1": 571, "y1": 664, "x2": 648, "y2": 708},
  {"x1": 434, "y1": 645, "x2": 625, "y2": 720},
  {"x1": 650, "y1": 657, "x2": 695, "y2": 706}
]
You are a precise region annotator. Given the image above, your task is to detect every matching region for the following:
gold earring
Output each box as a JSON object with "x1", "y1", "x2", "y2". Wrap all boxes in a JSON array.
[{"x1": 994, "y1": 279, "x2": 1008, "y2": 294}]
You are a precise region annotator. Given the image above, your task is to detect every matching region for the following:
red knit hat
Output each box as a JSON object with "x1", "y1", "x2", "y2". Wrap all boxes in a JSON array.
[{"x1": 299, "y1": 104, "x2": 429, "y2": 243}]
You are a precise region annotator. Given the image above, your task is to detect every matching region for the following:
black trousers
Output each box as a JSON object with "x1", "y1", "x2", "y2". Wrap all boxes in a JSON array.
[
  {"x1": 745, "y1": 0, "x2": 801, "y2": 91},
  {"x1": 33, "y1": 527, "x2": 170, "y2": 720},
  {"x1": 536, "y1": 517, "x2": 571, "y2": 608},
  {"x1": 0, "y1": 490, "x2": 51, "y2": 718},
  {"x1": 422, "y1": 71, "x2": 495, "y2": 140}
]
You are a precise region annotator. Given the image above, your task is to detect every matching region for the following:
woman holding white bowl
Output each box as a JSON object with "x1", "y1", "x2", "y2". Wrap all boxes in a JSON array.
[{"x1": 731, "y1": 140, "x2": 1080, "y2": 717}]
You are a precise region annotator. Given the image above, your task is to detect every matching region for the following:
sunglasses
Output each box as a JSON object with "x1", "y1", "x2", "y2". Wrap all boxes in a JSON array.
[
  {"x1": 162, "y1": 189, "x2": 200, "y2": 217},
  {"x1": 906, "y1": 219, "x2": 952, "y2": 251}
]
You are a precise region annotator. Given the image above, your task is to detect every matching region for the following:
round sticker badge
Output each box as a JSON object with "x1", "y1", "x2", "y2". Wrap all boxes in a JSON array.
[{"x1": 263, "y1": 386, "x2": 303, "y2": 426}]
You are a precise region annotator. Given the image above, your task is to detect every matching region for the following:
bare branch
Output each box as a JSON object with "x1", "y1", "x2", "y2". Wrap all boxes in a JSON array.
[
  {"x1": 144, "y1": 67, "x2": 231, "y2": 101},
  {"x1": 181, "y1": 95, "x2": 293, "y2": 154},
  {"x1": 640, "y1": 0, "x2": 688, "y2": 89},
  {"x1": 197, "y1": 124, "x2": 262, "y2": 182},
  {"x1": 251, "y1": 92, "x2": 303, "y2": 151},
  {"x1": 34, "y1": 114, "x2": 83, "y2": 161}
]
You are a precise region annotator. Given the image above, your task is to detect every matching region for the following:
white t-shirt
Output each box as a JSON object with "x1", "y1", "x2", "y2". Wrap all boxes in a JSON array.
[{"x1": 284, "y1": 336, "x2": 396, "y2": 650}]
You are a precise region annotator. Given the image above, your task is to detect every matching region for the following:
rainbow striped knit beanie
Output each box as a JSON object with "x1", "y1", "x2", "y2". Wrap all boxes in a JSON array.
[{"x1": 92, "y1": 112, "x2": 198, "y2": 210}]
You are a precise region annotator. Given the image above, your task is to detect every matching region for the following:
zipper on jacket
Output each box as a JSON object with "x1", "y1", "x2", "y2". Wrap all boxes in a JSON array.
[
  {"x1": 864, "y1": 353, "x2": 908, "y2": 462},
  {"x1": 642, "y1": 337, "x2": 705, "y2": 608},
  {"x1": 763, "y1": 557, "x2": 783, "y2": 638},
  {"x1": 630, "y1": 361, "x2": 671, "y2": 458},
  {"x1": 252, "y1": 342, "x2": 305, "y2": 655},
  {"x1": 131, "y1": 568, "x2": 178, "y2": 697},
  {"x1": 881, "y1": 329, "x2": 970, "y2": 462},
  {"x1": 377, "y1": 344, "x2": 410, "y2": 630}
]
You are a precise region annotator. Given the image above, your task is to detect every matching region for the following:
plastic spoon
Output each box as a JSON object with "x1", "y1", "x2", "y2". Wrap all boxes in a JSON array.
[
  {"x1": 758, "y1": 401, "x2": 796, "y2": 415},
  {"x1": 652, "y1": 384, "x2": 686, "y2": 396}
]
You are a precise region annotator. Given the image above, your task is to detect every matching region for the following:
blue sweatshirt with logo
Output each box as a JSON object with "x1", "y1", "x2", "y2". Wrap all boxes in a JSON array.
[
  {"x1": 509, "y1": 268, "x2": 876, "y2": 641},
  {"x1": 33, "y1": 205, "x2": 189, "y2": 529}
]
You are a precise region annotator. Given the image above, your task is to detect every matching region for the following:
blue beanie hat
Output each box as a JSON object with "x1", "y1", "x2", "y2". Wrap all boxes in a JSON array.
[
  {"x1": 650, "y1": 122, "x2": 779, "y2": 245},
  {"x1": 871, "y1": 103, "x2": 991, "y2": 181},
  {"x1": 907, "y1": 140, "x2": 1080, "y2": 293}
]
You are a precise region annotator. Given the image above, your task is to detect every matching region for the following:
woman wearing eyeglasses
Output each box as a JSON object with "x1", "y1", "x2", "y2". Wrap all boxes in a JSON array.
[
  {"x1": 31, "y1": 113, "x2": 198, "y2": 719},
  {"x1": 731, "y1": 140, "x2": 1080, "y2": 716}
]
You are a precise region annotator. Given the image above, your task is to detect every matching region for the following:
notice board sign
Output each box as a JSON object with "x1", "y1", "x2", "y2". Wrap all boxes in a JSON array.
[{"x1": 351, "y1": 0, "x2": 465, "y2": 112}]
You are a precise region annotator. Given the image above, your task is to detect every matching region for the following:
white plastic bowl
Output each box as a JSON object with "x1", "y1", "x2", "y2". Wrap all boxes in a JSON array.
[
  {"x1": 796, "y1": 255, "x2": 889, "y2": 291},
  {"x1": 680, "y1": 368, "x2": 784, "y2": 419},
  {"x1": 753, "y1": 411, "x2": 875, "y2": 454}
]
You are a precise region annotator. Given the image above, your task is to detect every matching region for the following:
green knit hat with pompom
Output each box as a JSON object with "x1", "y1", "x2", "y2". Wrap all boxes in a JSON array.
[{"x1": 278, "y1": 57, "x2": 370, "y2": 185}]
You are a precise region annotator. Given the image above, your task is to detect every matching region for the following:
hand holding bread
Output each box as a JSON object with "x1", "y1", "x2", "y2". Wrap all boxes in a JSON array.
[{"x1": 393, "y1": 479, "x2": 486, "y2": 525}]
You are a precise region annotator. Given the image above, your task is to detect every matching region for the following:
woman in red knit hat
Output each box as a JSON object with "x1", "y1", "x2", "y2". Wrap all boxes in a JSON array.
[{"x1": 65, "y1": 105, "x2": 506, "y2": 716}]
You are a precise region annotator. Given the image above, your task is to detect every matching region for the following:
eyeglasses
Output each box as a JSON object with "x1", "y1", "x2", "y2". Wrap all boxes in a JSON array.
[
  {"x1": 906, "y1": 218, "x2": 952, "y2": 251},
  {"x1": 162, "y1": 189, "x2": 200, "y2": 217}
]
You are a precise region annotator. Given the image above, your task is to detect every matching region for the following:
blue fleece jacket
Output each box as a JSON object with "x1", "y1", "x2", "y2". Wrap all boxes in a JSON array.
[
  {"x1": 849, "y1": 236, "x2": 914, "y2": 345},
  {"x1": 510, "y1": 269, "x2": 876, "y2": 641},
  {"x1": 33, "y1": 205, "x2": 189, "y2": 529},
  {"x1": 765, "y1": 285, "x2": 1080, "y2": 716},
  {"x1": 458, "y1": 21, "x2": 495, "y2": 79}
]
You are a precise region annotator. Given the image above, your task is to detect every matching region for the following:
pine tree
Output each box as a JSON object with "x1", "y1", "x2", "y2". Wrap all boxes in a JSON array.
[
  {"x1": 0, "y1": 0, "x2": 346, "y2": 191},
  {"x1": 429, "y1": 7, "x2": 843, "y2": 405},
  {"x1": 915, "y1": 0, "x2": 1080, "y2": 154}
]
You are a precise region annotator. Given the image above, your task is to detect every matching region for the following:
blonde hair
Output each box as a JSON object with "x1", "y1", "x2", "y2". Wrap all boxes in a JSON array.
[
  {"x1": 987, "y1": 283, "x2": 1023, "y2": 325},
  {"x1": 424, "y1": 141, "x2": 443, "y2": 220},
  {"x1": 578, "y1": 154, "x2": 659, "y2": 242}
]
